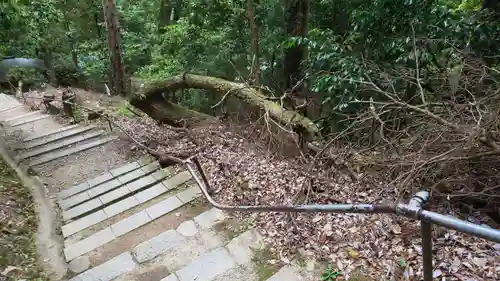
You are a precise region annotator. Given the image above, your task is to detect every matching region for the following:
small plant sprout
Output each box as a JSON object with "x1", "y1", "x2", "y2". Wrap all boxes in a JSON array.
[{"x1": 321, "y1": 264, "x2": 342, "y2": 281}]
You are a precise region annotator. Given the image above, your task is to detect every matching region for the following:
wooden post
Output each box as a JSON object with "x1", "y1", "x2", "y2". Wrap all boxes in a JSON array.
[
  {"x1": 62, "y1": 89, "x2": 75, "y2": 118},
  {"x1": 102, "y1": 0, "x2": 127, "y2": 95}
]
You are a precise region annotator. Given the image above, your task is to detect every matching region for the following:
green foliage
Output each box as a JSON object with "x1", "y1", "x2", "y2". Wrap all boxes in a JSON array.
[
  {"x1": 115, "y1": 101, "x2": 138, "y2": 117},
  {"x1": 306, "y1": 0, "x2": 500, "y2": 121},
  {"x1": 321, "y1": 264, "x2": 342, "y2": 281},
  {"x1": 2, "y1": 0, "x2": 500, "y2": 128},
  {"x1": 8, "y1": 67, "x2": 46, "y2": 86}
]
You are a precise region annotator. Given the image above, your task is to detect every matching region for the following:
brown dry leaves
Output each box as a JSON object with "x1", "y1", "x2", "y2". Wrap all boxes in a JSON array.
[
  {"x1": 0, "y1": 159, "x2": 47, "y2": 281},
  {"x1": 113, "y1": 113, "x2": 499, "y2": 281},
  {"x1": 18, "y1": 88, "x2": 500, "y2": 280}
]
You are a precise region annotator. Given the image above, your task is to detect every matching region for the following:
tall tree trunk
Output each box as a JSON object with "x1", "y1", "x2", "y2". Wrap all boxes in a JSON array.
[
  {"x1": 102, "y1": 0, "x2": 127, "y2": 95},
  {"x1": 72, "y1": 49, "x2": 79, "y2": 68},
  {"x1": 40, "y1": 46, "x2": 57, "y2": 86},
  {"x1": 172, "y1": 0, "x2": 182, "y2": 22},
  {"x1": 247, "y1": 0, "x2": 260, "y2": 84},
  {"x1": 483, "y1": 0, "x2": 500, "y2": 11},
  {"x1": 284, "y1": 0, "x2": 308, "y2": 94},
  {"x1": 158, "y1": 0, "x2": 172, "y2": 33}
]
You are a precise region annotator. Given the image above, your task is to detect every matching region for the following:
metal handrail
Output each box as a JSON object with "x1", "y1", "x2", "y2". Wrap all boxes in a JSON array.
[{"x1": 183, "y1": 157, "x2": 500, "y2": 281}]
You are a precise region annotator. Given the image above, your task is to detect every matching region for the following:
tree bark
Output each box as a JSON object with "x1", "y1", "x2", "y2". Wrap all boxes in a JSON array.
[
  {"x1": 102, "y1": 0, "x2": 127, "y2": 95},
  {"x1": 172, "y1": 0, "x2": 182, "y2": 22},
  {"x1": 129, "y1": 74, "x2": 319, "y2": 137},
  {"x1": 158, "y1": 0, "x2": 172, "y2": 33},
  {"x1": 483, "y1": 0, "x2": 500, "y2": 11},
  {"x1": 40, "y1": 46, "x2": 57, "y2": 86},
  {"x1": 284, "y1": 0, "x2": 308, "y2": 94},
  {"x1": 247, "y1": 0, "x2": 260, "y2": 84}
]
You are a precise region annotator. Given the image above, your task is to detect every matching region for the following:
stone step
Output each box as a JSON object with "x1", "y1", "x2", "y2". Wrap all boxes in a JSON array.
[
  {"x1": 0, "y1": 94, "x2": 22, "y2": 111},
  {"x1": 4, "y1": 110, "x2": 42, "y2": 123},
  {"x1": 169, "y1": 227, "x2": 265, "y2": 281},
  {"x1": 8, "y1": 113, "x2": 51, "y2": 127},
  {"x1": 0, "y1": 106, "x2": 30, "y2": 121},
  {"x1": 63, "y1": 185, "x2": 202, "y2": 261},
  {"x1": 0, "y1": 104, "x2": 22, "y2": 114},
  {"x1": 6, "y1": 114, "x2": 65, "y2": 142},
  {"x1": 131, "y1": 208, "x2": 228, "y2": 265},
  {"x1": 58, "y1": 156, "x2": 155, "y2": 200},
  {"x1": 19, "y1": 129, "x2": 105, "y2": 160},
  {"x1": 69, "y1": 208, "x2": 230, "y2": 281},
  {"x1": 69, "y1": 252, "x2": 137, "y2": 281},
  {"x1": 61, "y1": 171, "x2": 192, "y2": 236},
  {"x1": 28, "y1": 136, "x2": 117, "y2": 167},
  {"x1": 24, "y1": 124, "x2": 80, "y2": 142},
  {"x1": 22, "y1": 125, "x2": 96, "y2": 150},
  {"x1": 114, "y1": 212, "x2": 262, "y2": 281},
  {"x1": 266, "y1": 266, "x2": 304, "y2": 281},
  {"x1": 59, "y1": 161, "x2": 162, "y2": 210}
]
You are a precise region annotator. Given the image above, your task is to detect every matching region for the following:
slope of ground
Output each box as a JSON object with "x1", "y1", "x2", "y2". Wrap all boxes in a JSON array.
[
  {"x1": 0, "y1": 159, "x2": 47, "y2": 281},
  {"x1": 15, "y1": 87, "x2": 500, "y2": 280}
]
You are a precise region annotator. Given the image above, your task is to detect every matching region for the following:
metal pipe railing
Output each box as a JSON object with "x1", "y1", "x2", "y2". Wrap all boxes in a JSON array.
[{"x1": 183, "y1": 157, "x2": 500, "y2": 281}]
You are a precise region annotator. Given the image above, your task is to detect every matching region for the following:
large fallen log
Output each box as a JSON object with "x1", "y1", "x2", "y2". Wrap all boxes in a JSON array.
[{"x1": 129, "y1": 74, "x2": 319, "y2": 136}]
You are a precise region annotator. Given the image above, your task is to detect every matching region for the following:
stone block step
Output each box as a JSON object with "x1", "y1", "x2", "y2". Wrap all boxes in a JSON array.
[
  {"x1": 131, "y1": 208, "x2": 226, "y2": 266},
  {"x1": 69, "y1": 252, "x2": 137, "y2": 281},
  {"x1": 175, "y1": 248, "x2": 237, "y2": 281},
  {"x1": 0, "y1": 104, "x2": 22, "y2": 114},
  {"x1": 24, "y1": 124, "x2": 80, "y2": 142},
  {"x1": 0, "y1": 94, "x2": 22, "y2": 111},
  {"x1": 4, "y1": 110, "x2": 41, "y2": 123},
  {"x1": 129, "y1": 222, "x2": 262, "y2": 281},
  {"x1": 0, "y1": 106, "x2": 29, "y2": 121},
  {"x1": 63, "y1": 186, "x2": 201, "y2": 261},
  {"x1": 22, "y1": 125, "x2": 96, "y2": 149},
  {"x1": 19, "y1": 129, "x2": 105, "y2": 160},
  {"x1": 9, "y1": 113, "x2": 50, "y2": 127},
  {"x1": 69, "y1": 209, "x2": 268, "y2": 281},
  {"x1": 59, "y1": 161, "x2": 161, "y2": 210},
  {"x1": 28, "y1": 136, "x2": 117, "y2": 167},
  {"x1": 266, "y1": 265, "x2": 303, "y2": 281},
  {"x1": 57, "y1": 156, "x2": 155, "y2": 200},
  {"x1": 61, "y1": 171, "x2": 191, "y2": 227}
]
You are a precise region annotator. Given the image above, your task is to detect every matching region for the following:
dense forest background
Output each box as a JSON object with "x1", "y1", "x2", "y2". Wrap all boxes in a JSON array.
[{"x1": 2, "y1": 0, "x2": 500, "y2": 221}]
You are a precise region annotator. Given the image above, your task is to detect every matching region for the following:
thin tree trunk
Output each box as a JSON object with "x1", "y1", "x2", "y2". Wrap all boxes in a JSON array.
[
  {"x1": 172, "y1": 0, "x2": 182, "y2": 22},
  {"x1": 284, "y1": 0, "x2": 308, "y2": 94},
  {"x1": 247, "y1": 0, "x2": 260, "y2": 84},
  {"x1": 72, "y1": 49, "x2": 79, "y2": 68},
  {"x1": 158, "y1": 0, "x2": 172, "y2": 33},
  {"x1": 41, "y1": 46, "x2": 57, "y2": 86},
  {"x1": 102, "y1": 0, "x2": 127, "y2": 95}
]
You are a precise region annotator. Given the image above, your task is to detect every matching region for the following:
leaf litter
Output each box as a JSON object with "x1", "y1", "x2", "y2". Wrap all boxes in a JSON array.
[
  {"x1": 0, "y1": 159, "x2": 47, "y2": 281},
  {"x1": 111, "y1": 112, "x2": 500, "y2": 281},
  {"x1": 21, "y1": 88, "x2": 500, "y2": 280}
]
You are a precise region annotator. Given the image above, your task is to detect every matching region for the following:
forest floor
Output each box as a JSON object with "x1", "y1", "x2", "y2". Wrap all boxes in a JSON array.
[
  {"x1": 0, "y1": 159, "x2": 47, "y2": 281},
  {"x1": 20, "y1": 86, "x2": 500, "y2": 281}
]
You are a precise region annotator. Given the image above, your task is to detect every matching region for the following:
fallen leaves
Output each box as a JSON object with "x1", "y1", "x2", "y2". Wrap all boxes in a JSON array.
[
  {"x1": 0, "y1": 160, "x2": 47, "y2": 280},
  {"x1": 37, "y1": 88, "x2": 498, "y2": 281}
]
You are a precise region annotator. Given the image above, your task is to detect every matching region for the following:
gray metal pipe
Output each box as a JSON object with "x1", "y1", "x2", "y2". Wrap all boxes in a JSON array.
[
  {"x1": 418, "y1": 209, "x2": 500, "y2": 243},
  {"x1": 184, "y1": 158, "x2": 397, "y2": 214},
  {"x1": 184, "y1": 157, "x2": 500, "y2": 243}
]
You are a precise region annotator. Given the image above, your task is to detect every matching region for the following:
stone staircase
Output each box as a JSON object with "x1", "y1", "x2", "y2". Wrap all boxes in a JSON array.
[{"x1": 0, "y1": 93, "x2": 319, "y2": 281}]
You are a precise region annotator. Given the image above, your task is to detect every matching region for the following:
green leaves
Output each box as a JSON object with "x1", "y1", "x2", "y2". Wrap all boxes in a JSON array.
[{"x1": 321, "y1": 264, "x2": 342, "y2": 281}]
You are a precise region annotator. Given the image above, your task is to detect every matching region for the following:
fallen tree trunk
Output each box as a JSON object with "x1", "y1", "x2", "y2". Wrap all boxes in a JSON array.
[
  {"x1": 129, "y1": 74, "x2": 319, "y2": 136},
  {"x1": 129, "y1": 87, "x2": 213, "y2": 127}
]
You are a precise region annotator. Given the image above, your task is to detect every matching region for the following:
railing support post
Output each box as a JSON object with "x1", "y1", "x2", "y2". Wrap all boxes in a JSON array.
[
  {"x1": 421, "y1": 221, "x2": 433, "y2": 281},
  {"x1": 407, "y1": 191, "x2": 433, "y2": 281}
]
